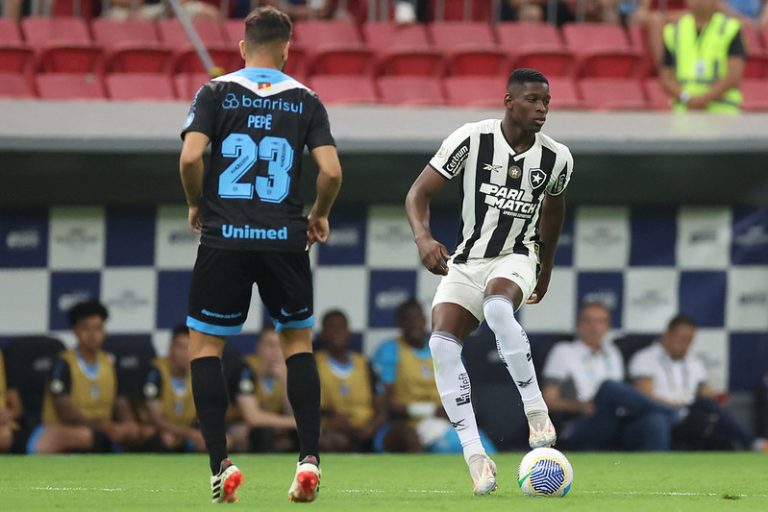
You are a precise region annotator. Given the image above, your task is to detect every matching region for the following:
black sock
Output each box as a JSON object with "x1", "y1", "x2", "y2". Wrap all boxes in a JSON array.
[
  {"x1": 286, "y1": 352, "x2": 321, "y2": 464},
  {"x1": 191, "y1": 356, "x2": 229, "y2": 475}
]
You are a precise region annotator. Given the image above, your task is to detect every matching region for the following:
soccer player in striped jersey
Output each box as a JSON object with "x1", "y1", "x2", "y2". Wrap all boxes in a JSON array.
[{"x1": 405, "y1": 68, "x2": 573, "y2": 495}]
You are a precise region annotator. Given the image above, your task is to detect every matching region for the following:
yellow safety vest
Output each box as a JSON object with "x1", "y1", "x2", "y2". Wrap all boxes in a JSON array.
[
  {"x1": 41, "y1": 350, "x2": 116, "y2": 425},
  {"x1": 152, "y1": 358, "x2": 197, "y2": 428},
  {"x1": 391, "y1": 338, "x2": 440, "y2": 407},
  {"x1": 664, "y1": 13, "x2": 743, "y2": 113},
  {"x1": 316, "y1": 351, "x2": 374, "y2": 429}
]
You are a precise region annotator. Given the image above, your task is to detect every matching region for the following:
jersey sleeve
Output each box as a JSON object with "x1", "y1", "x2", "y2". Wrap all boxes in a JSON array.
[
  {"x1": 546, "y1": 147, "x2": 573, "y2": 196},
  {"x1": 728, "y1": 30, "x2": 746, "y2": 58},
  {"x1": 305, "y1": 97, "x2": 336, "y2": 150},
  {"x1": 49, "y1": 357, "x2": 72, "y2": 396},
  {"x1": 180, "y1": 83, "x2": 217, "y2": 140},
  {"x1": 142, "y1": 364, "x2": 163, "y2": 401},
  {"x1": 628, "y1": 348, "x2": 655, "y2": 380},
  {"x1": 371, "y1": 340, "x2": 399, "y2": 385},
  {"x1": 429, "y1": 124, "x2": 472, "y2": 180}
]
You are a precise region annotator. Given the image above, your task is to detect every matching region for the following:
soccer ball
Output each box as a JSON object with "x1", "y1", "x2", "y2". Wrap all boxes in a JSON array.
[{"x1": 517, "y1": 447, "x2": 573, "y2": 497}]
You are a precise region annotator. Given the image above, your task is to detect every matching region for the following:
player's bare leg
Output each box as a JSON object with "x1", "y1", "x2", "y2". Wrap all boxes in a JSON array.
[
  {"x1": 189, "y1": 330, "x2": 243, "y2": 504},
  {"x1": 430, "y1": 303, "x2": 497, "y2": 495},
  {"x1": 280, "y1": 327, "x2": 321, "y2": 503},
  {"x1": 484, "y1": 278, "x2": 556, "y2": 448}
]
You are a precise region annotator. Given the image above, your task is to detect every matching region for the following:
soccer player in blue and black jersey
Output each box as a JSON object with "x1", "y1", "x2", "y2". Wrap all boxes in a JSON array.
[{"x1": 179, "y1": 6, "x2": 342, "y2": 504}]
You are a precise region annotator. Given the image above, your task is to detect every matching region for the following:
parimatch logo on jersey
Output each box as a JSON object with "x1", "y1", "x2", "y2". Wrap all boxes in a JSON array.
[{"x1": 479, "y1": 183, "x2": 537, "y2": 219}]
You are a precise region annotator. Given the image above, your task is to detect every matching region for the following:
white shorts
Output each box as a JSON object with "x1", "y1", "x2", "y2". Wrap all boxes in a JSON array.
[{"x1": 432, "y1": 252, "x2": 538, "y2": 321}]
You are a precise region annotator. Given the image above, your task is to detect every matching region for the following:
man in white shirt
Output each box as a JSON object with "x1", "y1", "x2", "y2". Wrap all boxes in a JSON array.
[
  {"x1": 543, "y1": 302, "x2": 678, "y2": 450},
  {"x1": 630, "y1": 314, "x2": 766, "y2": 452}
]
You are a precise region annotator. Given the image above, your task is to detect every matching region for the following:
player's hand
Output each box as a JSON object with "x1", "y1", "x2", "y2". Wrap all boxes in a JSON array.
[
  {"x1": 188, "y1": 205, "x2": 202, "y2": 234},
  {"x1": 416, "y1": 237, "x2": 450, "y2": 275},
  {"x1": 527, "y1": 265, "x2": 552, "y2": 304},
  {"x1": 307, "y1": 214, "x2": 330, "y2": 248}
]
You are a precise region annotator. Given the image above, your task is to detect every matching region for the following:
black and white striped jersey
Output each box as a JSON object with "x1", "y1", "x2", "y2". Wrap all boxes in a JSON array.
[{"x1": 429, "y1": 119, "x2": 573, "y2": 263}]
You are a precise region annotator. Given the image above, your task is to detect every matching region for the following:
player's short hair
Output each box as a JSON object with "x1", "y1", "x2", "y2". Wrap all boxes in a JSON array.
[
  {"x1": 171, "y1": 323, "x2": 189, "y2": 340},
  {"x1": 666, "y1": 313, "x2": 697, "y2": 331},
  {"x1": 68, "y1": 300, "x2": 109, "y2": 327},
  {"x1": 322, "y1": 309, "x2": 348, "y2": 326},
  {"x1": 244, "y1": 6, "x2": 292, "y2": 48},
  {"x1": 507, "y1": 68, "x2": 549, "y2": 89},
  {"x1": 396, "y1": 298, "x2": 423, "y2": 325}
]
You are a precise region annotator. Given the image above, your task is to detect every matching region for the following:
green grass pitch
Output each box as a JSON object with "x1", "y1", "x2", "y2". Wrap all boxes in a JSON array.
[{"x1": 1, "y1": 453, "x2": 766, "y2": 511}]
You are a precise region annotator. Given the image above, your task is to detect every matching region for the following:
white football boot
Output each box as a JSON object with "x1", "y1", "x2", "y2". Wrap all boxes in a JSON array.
[
  {"x1": 468, "y1": 453, "x2": 497, "y2": 495},
  {"x1": 210, "y1": 459, "x2": 243, "y2": 504},
  {"x1": 527, "y1": 410, "x2": 557, "y2": 448},
  {"x1": 288, "y1": 456, "x2": 321, "y2": 503}
]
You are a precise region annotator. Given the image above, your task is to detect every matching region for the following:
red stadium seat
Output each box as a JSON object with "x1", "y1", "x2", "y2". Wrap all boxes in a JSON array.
[
  {"x1": 0, "y1": 46, "x2": 34, "y2": 74},
  {"x1": 742, "y1": 25, "x2": 768, "y2": 79},
  {"x1": 293, "y1": 20, "x2": 363, "y2": 48},
  {"x1": 174, "y1": 73, "x2": 211, "y2": 101},
  {"x1": 307, "y1": 48, "x2": 374, "y2": 76},
  {"x1": 547, "y1": 77, "x2": 582, "y2": 109},
  {"x1": 741, "y1": 79, "x2": 768, "y2": 111},
  {"x1": 578, "y1": 78, "x2": 647, "y2": 110},
  {"x1": 21, "y1": 17, "x2": 92, "y2": 45},
  {"x1": 106, "y1": 73, "x2": 177, "y2": 101},
  {"x1": 92, "y1": 19, "x2": 171, "y2": 73},
  {"x1": 377, "y1": 49, "x2": 445, "y2": 77},
  {"x1": 377, "y1": 76, "x2": 446, "y2": 106},
  {"x1": 37, "y1": 46, "x2": 104, "y2": 74},
  {"x1": 496, "y1": 23, "x2": 575, "y2": 78},
  {"x1": 36, "y1": 73, "x2": 106, "y2": 100},
  {"x1": 174, "y1": 47, "x2": 242, "y2": 74},
  {"x1": 284, "y1": 46, "x2": 307, "y2": 80},
  {"x1": 429, "y1": 22, "x2": 503, "y2": 76},
  {"x1": 0, "y1": 18, "x2": 23, "y2": 44},
  {"x1": 0, "y1": 71, "x2": 34, "y2": 98},
  {"x1": 562, "y1": 23, "x2": 643, "y2": 78},
  {"x1": 222, "y1": 19, "x2": 244, "y2": 45},
  {"x1": 429, "y1": 22, "x2": 497, "y2": 50},
  {"x1": 444, "y1": 76, "x2": 504, "y2": 107},
  {"x1": 643, "y1": 78, "x2": 670, "y2": 110},
  {"x1": 627, "y1": 24, "x2": 655, "y2": 77},
  {"x1": 157, "y1": 19, "x2": 227, "y2": 48},
  {"x1": 309, "y1": 75, "x2": 378, "y2": 104},
  {"x1": 363, "y1": 22, "x2": 431, "y2": 51}
]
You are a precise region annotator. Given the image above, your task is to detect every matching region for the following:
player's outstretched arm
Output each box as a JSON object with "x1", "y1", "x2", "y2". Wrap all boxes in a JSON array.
[
  {"x1": 179, "y1": 132, "x2": 210, "y2": 233},
  {"x1": 405, "y1": 166, "x2": 451, "y2": 276},
  {"x1": 528, "y1": 192, "x2": 566, "y2": 304},
  {"x1": 308, "y1": 145, "x2": 342, "y2": 247}
]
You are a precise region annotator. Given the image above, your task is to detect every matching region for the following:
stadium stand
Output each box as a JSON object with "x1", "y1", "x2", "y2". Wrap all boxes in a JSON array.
[
  {"x1": 377, "y1": 75, "x2": 446, "y2": 105},
  {"x1": 36, "y1": 73, "x2": 107, "y2": 100},
  {"x1": 309, "y1": 75, "x2": 379, "y2": 104},
  {"x1": 0, "y1": 14, "x2": 762, "y2": 111},
  {"x1": 741, "y1": 80, "x2": 768, "y2": 111},
  {"x1": 106, "y1": 72, "x2": 177, "y2": 101},
  {"x1": 443, "y1": 76, "x2": 504, "y2": 107}
]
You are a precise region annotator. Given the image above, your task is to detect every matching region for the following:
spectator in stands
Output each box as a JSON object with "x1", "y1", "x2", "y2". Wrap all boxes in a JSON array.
[
  {"x1": 258, "y1": 0, "x2": 337, "y2": 20},
  {"x1": 630, "y1": 314, "x2": 767, "y2": 452},
  {"x1": 315, "y1": 309, "x2": 387, "y2": 452},
  {"x1": 0, "y1": 350, "x2": 22, "y2": 452},
  {"x1": 228, "y1": 327, "x2": 297, "y2": 452},
  {"x1": 106, "y1": 0, "x2": 220, "y2": 21},
  {"x1": 371, "y1": 299, "x2": 496, "y2": 454},
  {"x1": 142, "y1": 324, "x2": 205, "y2": 452},
  {"x1": 543, "y1": 301, "x2": 678, "y2": 451},
  {"x1": 312, "y1": 309, "x2": 349, "y2": 351},
  {"x1": 27, "y1": 301, "x2": 144, "y2": 454},
  {"x1": 658, "y1": 0, "x2": 746, "y2": 112},
  {"x1": 500, "y1": 0, "x2": 576, "y2": 25}
]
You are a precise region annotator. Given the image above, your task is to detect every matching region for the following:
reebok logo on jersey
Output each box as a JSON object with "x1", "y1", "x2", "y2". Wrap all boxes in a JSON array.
[
  {"x1": 516, "y1": 377, "x2": 534, "y2": 388},
  {"x1": 482, "y1": 163, "x2": 503, "y2": 173},
  {"x1": 222, "y1": 224, "x2": 289, "y2": 241}
]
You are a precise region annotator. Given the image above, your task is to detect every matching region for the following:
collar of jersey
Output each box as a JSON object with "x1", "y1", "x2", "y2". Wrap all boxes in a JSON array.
[
  {"x1": 233, "y1": 67, "x2": 289, "y2": 84},
  {"x1": 496, "y1": 120, "x2": 540, "y2": 161},
  {"x1": 75, "y1": 349, "x2": 101, "y2": 379}
]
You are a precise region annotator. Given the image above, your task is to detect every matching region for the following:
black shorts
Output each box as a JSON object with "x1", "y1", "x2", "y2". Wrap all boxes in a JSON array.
[{"x1": 187, "y1": 245, "x2": 313, "y2": 336}]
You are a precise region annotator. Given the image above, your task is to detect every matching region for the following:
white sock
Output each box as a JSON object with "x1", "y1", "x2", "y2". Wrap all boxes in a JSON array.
[
  {"x1": 483, "y1": 295, "x2": 547, "y2": 415},
  {"x1": 429, "y1": 331, "x2": 486, "y2": 465}
]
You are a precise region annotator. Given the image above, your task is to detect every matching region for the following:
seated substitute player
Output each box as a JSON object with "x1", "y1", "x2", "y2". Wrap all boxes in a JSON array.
[
  {"x1": 405, "y1": 68, "x2": 570, "y2": 495},
  {"x1": 143, "y1": 324, "x2": 205, "y2": 452},
  {"x1": 179, "y1": 6, "x2": 342, "y2": 503},
  {"x1": 28, "y1": 301, "x2": 142, "y2": 454},
  {"x1": 228, "y1": 327, "x2": 297, "y2": 453},
  {"x1": 315, "y1": 310, "x2": 388, "y2": 452},
  {"x1": 630, "y1": 314, "x2": 767, "y2": 452},
  {"x1": 371, "y1": 299, "x2": 496, "y2": 455},
  {"x1": 0, "y1": 350, "x2": 23, "y2": 452},
  {"x1": 543, "y1": 302, "x2": 679, "y2": 451}
]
